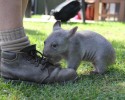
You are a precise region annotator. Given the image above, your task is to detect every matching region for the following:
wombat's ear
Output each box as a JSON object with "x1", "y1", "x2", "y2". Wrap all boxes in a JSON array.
[
  {"x1": 53, "y1": 20, "x2": 61, "y2": 31},
  {"x1": 67, "y1": 26, "x2": 78, "y2": 38}
]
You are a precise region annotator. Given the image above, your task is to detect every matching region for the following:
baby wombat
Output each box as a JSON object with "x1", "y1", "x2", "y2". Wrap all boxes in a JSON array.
[{"x1": 43, "y1": 21, "x2": 115, "y2": 74}]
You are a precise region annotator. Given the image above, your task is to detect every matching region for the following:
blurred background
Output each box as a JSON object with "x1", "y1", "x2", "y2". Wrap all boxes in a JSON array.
[{"x1": 25, "y1": 0, "x2": 125, "y2": 22}]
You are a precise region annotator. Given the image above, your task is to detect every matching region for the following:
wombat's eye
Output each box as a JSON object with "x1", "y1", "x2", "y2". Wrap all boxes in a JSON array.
[{"x1": 51, "y1": 43, "x2": 58, "y2": 48}]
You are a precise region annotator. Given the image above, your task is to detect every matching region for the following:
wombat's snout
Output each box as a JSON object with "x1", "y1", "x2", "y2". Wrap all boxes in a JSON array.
[
  {"x1": 43, "y1": 50, "x2": 47, "y2": 56},
  {"x1": 43, "y1": 50, "x2": 50, "y2": 57}
]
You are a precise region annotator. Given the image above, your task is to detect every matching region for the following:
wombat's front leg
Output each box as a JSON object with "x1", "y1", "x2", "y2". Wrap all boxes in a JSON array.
[{"x1": 67, "y1": 56, "x2": 81, "y2": 70}]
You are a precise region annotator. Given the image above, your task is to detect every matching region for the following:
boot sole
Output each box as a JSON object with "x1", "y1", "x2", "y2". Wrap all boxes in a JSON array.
[{"x1": 2, "y1": 76, "x2": 79, "y2": 85}]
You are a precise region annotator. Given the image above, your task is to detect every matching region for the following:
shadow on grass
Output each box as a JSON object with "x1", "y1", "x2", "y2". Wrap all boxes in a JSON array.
[
  {"x1": 62, "y1": 21, "x2": 125, "y2": 26},
  {"x1": 79, "y1": 67, "x2": 125, "y2": 81},
  {"x1": 62, "y1": 22, "x2": 90, "y2": 26}
]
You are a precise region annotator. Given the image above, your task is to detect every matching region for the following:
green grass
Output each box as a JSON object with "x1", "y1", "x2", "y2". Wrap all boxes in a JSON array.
[
  {"x1": 31, "y1": 15, "x2": 41, "y2": 18},
  {"x1": 0, "y1": 21, "x2": 125, "y2": 100}
]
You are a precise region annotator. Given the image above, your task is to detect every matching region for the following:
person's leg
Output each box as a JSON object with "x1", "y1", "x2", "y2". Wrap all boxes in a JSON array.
[
  {"x1": 0, "y1": 0, "x2": 30, "y2": 52},
  {"x1": 0, "y1": 0, "x2": 22, "y2": 30},
  {"x1": 22, "y1": 0, "x2": 29, "y2": 18}
]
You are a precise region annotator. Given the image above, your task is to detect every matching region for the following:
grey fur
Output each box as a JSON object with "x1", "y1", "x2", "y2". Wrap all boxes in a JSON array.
[{"x1": 43, "y1": 21, "x2": 115, "y2": 74}]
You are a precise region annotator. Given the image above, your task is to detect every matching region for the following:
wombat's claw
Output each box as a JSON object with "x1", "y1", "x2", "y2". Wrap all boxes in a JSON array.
[
  {"x1": 90, "y1": 70, "x2": 99, "y2": 75},
  {"x1": 90, "y1": 70, "x2": 105, "y2": 75}
]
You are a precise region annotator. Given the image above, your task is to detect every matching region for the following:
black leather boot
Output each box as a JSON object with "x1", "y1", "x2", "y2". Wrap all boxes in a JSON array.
[{"x1": 1, "y1": 45, "x2": 77, "y2": 84}]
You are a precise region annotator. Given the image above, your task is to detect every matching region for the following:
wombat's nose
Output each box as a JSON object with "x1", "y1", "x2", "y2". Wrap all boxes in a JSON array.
[
  {"x1": 43, "y1": 50, "x2": 49, "y2": 57},
  {"x1": 43, "y1": 53, "x2": 50, "y2": 58},
  {"x1": 43, "y1": 53, "x2": 47, "y2": 57}
]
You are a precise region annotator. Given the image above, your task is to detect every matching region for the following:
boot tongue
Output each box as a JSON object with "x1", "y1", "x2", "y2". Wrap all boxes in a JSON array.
[{"x1": 20, "y1": 45, "x2": 36, "y2": 52}]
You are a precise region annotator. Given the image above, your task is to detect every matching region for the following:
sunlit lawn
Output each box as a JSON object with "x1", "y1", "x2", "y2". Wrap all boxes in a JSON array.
[{"x1": 0, "y1": 21, "x2": 125, "y2": 100}]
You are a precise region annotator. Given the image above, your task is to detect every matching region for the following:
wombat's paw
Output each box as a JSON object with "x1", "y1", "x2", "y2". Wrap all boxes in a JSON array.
[{"x1": 90, "y1": 70, "x2": 99, "y2": 75}]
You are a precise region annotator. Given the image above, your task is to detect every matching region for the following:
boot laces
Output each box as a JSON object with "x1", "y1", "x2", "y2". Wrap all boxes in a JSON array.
[{"x1": 24, "y1": 50, "x2": 53, "y2": 68}]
